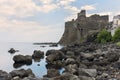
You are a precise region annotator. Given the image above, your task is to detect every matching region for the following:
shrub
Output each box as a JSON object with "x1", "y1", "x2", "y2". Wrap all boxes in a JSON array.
[
  {"x1": 96, "y1": 29, "x2": 112, "y2": 43},
  {"x1": 116, "y1": 42, "x2": 120, "y2": 46},
  {"x1": 112, "y1": 27, "x2": 120, "y2": 42}
]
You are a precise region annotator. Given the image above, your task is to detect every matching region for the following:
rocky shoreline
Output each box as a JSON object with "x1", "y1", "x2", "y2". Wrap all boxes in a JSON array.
[{"x1": 1, "y1": 42, "x2": 120, "y2": 80}]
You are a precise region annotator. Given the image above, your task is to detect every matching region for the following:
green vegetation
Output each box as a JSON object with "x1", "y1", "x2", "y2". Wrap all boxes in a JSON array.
[
  {"x1": 116, "y1": 42, "x2": 120, "y2": 46},
  {"x1": 96, "y1": 29, "x2": 112, "y2": 43},
  {"x1": 112, "y1": 27, "x2": 120, "y2": 42}
]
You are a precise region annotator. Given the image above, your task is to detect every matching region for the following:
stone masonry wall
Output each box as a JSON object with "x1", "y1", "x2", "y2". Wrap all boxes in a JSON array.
[{"x1": 59, "y1": 10, "x2": 109, "y2": 45}]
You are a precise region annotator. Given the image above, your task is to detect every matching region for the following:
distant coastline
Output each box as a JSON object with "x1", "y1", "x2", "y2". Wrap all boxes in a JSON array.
[{"x1": 33, "y1": 42, "x2": 58, "y2": 45}]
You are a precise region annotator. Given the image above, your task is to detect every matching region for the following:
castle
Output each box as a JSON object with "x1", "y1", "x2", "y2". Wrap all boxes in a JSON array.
[{"x1": 59, "y1": 10, "x2": 109, "y2": 45}]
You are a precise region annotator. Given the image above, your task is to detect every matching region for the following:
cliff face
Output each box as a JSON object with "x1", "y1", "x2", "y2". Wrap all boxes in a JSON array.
[{"x1": 59, "y1": 10, "x2": 109, "y2": 45}]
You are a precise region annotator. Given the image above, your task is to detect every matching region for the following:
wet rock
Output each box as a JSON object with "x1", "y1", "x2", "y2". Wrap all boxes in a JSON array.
[
  {"x1": 46, "y1": 55, "x2": 56, "y2": 63},
  {"x1": 46, "y1": 50, "x2": 64, "y2": 63},
  {"x1": 45, "y1": 69, "x2": 60, "y2": 78},
  {"x1": 33, "y1": 58, "x2": 41, "y2": 62},
  {"x1": 9, "y1": 69, "x2": 35, "y2": 78},
  {"x1": 46, "y1": 60, "x2": 63, "y2": 69},
  {"x1": 0, "y1": 70, "x2": 12, "y2": 80},
  {"x1": 13, "y1": 55, "x2": 32, "y2": 65},
  {"x1": 46, "y1": 50, "x2": 64, "y2": 57},
  {"x1": 8, "y1": 48, "x2": 19, "y2": 54},
  {"x1": 32, "y1": 50, "x2": 44, "y2": 59},
  {"x1": 37, "y1": 64, "x2": 40, "y2": 66},
  {"x1": 46, "y1": 50, "x2": 64, "y2": 69},
  {"x1": 13, "y1": 63, "x2": 25, "y2": 68}
]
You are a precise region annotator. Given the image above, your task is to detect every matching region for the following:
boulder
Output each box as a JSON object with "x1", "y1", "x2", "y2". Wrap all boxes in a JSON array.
[
  {"x1": 53, "y1": 72, "x2": 79, "y2": 80},
  {"x1": 112, "y1": 62, "x2": 120, "y2": 69},
  {"x1": 13, "y1": 55, "x2": 32, "y2": 65},
  {"x1": 46, "y1": 60, "x2": 63, "y2": 69},
  {"x1": 80, "y1": 53, "x2": 94, "y2": 61},
  {"x1": 32, "y1": 50, "x2": 44, "y2": 59},
  {"x1": 13, "y1": 63, "x2": 25, "y2": 68},
  {"x1": 46, "y1": 55, "x2": 56, "y2": 63},
  {"x1": 46, "y1": 50, "x2": 65, "y2": 63},
  {"x1": 64, "y1": 64, "x2": 78, "y2": 74},
  {"x1": 0, "y1": 70, "x2": 12, "y2": 80},
  {"x1": 46, "y1": 50, "x2": 64, "y2": 57},
  {"x1": 64, "y1": 58, "x2": 77, "y2": 65},
  {"x1": 66, "y1": 51, "x2": 75, "y2": 56},
  {"x1": 9, "y1": 69, "x2": 35, "y2": 78},
  {"x1": 79, "y1": 76, "x2": 95, "y2": 80},
  {"x1": 105, "y1": 51, "x2": 119, "y2": 62},
  {"x1": 22, "y1": 77, "x2": 41, "y2": 80},
  {"x1": 78, "y1": 69, "x2": 97, "y2": 77},
  {"x1": 11, "y1": 76, "x2": 20, "y2": 80},
  {"x1": 8, "y1": 48, "x2": 19, "y2": 54},
  {"x1": 45, "y1": 69, "x2": 60, "y2": 78},
  {"x1": 74, "y1": 43, "x2": 96, "y2": 53}
]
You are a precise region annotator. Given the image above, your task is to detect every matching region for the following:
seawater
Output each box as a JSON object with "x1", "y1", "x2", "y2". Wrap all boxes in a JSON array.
[{"x1": 0, "y1": 42, "x2": 62, "y2": 77}]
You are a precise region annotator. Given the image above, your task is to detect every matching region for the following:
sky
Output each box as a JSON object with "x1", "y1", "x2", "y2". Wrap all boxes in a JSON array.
[{"x1": 0, "y1": 0, "x2": 120, "y2": 42}]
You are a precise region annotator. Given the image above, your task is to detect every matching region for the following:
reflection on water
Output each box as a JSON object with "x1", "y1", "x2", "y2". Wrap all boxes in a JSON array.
[{"x1": 0, "y1": 42, "x2": 62, "y2": 77}]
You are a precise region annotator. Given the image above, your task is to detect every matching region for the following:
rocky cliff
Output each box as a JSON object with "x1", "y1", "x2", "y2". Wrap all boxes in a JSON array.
[{"x1": 59, "y1": 10, "x2": 109, "y2": 45}]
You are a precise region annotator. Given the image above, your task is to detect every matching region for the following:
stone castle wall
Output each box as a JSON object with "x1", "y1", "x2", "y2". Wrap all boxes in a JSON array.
[{"x1": 59, "y1": 10, "x2": 109, "y2": 45}]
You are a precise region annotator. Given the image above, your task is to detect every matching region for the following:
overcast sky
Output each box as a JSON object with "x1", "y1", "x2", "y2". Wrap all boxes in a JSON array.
[{"x1": 0, "y1": 0, "x2": 120, "y2": 42}]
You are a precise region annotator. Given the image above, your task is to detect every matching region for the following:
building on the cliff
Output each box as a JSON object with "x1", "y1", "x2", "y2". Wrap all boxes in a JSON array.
[
  {"x1": 111, "y1": 15, "x2": 120, "y2": 36},
  {"x1": 59, "y1": 10, "x2": 109, "y2": 45}
]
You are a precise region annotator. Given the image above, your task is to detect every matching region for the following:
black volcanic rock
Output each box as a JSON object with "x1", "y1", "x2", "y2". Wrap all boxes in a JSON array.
[
  {"x1": 8, "y1": 48, "x2": 19, "y2": 54},
  {"x1": 9, "y1": 69, "x2": 35, "y2": 78},
  {"x1": 32, "y1": 50, "x2": 44, "y2": 59},
  {"x1": 13, "y1": 55, "x2": 32, "y2": 65}
]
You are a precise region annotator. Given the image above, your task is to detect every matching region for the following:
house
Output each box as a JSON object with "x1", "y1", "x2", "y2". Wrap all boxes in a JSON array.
[{"x1": 111, "y1": 15, "x2": 120, "y2": 36}]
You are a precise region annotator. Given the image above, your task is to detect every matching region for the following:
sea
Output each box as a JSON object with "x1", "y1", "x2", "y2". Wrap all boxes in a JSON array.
[{"x1": 0, "y1": 42, "x2": 62, "y2": 78}]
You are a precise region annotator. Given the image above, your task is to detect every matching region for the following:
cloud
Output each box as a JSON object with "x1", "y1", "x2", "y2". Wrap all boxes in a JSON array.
[
  {"x1": 38, "y1": 4, "x2": 58, "y2": 13},
  {"x1": 0, "y1": 0, "x2": 77, "y2": 18},
  {"x1": 58, "y1": 0, "x2": 76, "y2": 6},
  {"x1": 64, "y1": 4, "x2": 97, "y2": 21},
  {"x1": 39, "y1": 0, "x2": 53, "y2": 4},
  {"x1": 81, "y1": 5, "x2": 96, "y2": 10},
  {"x1": 64, "y1": 5, "x2": 80, "y2": 21},
  {"x1": 64, "y1": 6, "x2": 79, "y2": 13},
  {"x1": 0, "y1": 0, "x2": 59, "y2": 18}
]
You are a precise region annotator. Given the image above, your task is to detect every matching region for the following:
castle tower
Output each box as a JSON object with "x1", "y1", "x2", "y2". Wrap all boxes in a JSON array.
[
  {"x1": 77, "y1": 10, "x2": 86, "y2": 22},
  {"x1": 77, "y1": 10, "x2": 86, "y2": 19}
]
